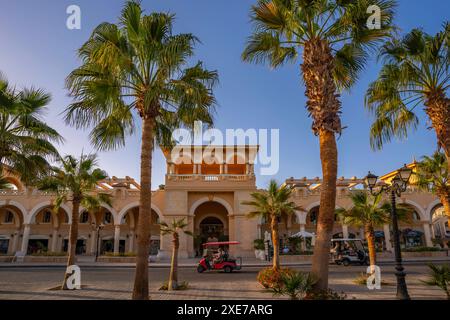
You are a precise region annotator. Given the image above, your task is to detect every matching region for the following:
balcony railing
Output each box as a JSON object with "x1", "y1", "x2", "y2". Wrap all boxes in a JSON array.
[{"x1": 167, "y1": 174, "x2": 254, "y2": 182}]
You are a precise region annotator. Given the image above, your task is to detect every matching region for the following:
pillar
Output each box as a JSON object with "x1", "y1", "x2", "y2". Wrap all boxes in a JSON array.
[
  {"x1": 90, "y1": 230, "x2": 96, "y2": 254},
  {"x1": 10, "y1": 230, "x2": 19, "y2": 254},
  {"x1": 114, "y1": 225, "x2": 121, "y2": 254},
  {"x1": 50, "y1": 229, "x2": 58, "y2": 252},
  {"x1": 300, "y1": 224, "x2": 306, "y2": 251},
  {"x1": 423, "y1": 223, "x2": 433, "y2": 247},
  {"x1": 383, "y1": 224, "x2": 392, "y2": 251},
  {"x1": 129, "y1": 230, "x2": 135, "y2": 253},
  {"x1": 342, "y1": 224, "x2": 349, "y2": 239},
  {"x1": 20, "y1": 224, "x2": 31, "y2": 254}
]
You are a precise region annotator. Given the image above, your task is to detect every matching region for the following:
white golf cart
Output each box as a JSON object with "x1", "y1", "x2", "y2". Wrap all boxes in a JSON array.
[{"x1": 330, "y1": 238, "x2": 369, "y2": 266}]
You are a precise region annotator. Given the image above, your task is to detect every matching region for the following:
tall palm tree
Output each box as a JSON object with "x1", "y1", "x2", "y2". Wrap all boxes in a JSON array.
[
  {"x1": 242, "y1": 180, "x2": 300, "y2": 271},
  {"x1": 0, "y1": 72, "x2": 62, "y2": 185},
  {"x1": 415, "y1": 152, "x2": 450, "y2": 225},
  {"x1": 336, "y1": 191, "x2": 391, "y2": 269},
  {"x1": 65, "y1": 1, "x2": 218, "y2": 299},
  {"x1": 37, "y1": 154, "x2": 111, "y2": 289},
  {"x1": 366, "y1": 24, "x2": 450, "y2": 170},
  {"x1": 242, "y1": 0, "x2": 396, "y2": 291},
  {"x1": 160, "y1": 218, "x2": 192, "y2": 290}
]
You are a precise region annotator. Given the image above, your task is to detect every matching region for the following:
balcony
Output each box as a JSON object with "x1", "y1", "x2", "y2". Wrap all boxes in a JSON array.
[{"x1": 165, "y1": 174, "x2": 256, "y2": 190}]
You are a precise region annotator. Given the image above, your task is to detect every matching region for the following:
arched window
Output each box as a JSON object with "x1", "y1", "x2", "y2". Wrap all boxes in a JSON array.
[
  {"x1": 4, "y1": 211, "x2": 14, "y2": 223},
  {"x1": 103, "y1": 212, "x2": 112, "y2": 224},
  {"x1": 80, "y1": 211, "x2": 89, "y2": 223},
  {"x1": 412, "y1": 211, "x2": 420, "y2": 221},
  {"x1": 42, "y1": 211, "x2": 52, "y2": 223}
]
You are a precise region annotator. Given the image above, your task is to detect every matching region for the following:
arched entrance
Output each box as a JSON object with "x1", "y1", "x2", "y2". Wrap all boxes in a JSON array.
[
  {"x1": 193, "y1": 201, "x2": 229, "y2": 256},
  {"x1": 120, "y1": 206, "x2": 161, "y2": 255}
]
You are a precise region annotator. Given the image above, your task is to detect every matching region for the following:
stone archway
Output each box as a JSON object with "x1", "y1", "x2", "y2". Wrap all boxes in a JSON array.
[{"x1": 192, "y1": 201, "x2": 230, "y2": 256}]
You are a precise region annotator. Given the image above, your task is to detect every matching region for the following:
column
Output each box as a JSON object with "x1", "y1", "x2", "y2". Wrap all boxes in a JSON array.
[
  {"x1": 300, "y1": 224, "x2": 306, "y2": 251},
  {"x1": 383, "y1": 224, "x2": 392, "y2": 251},
  {"x1": 50, "y1": 229, "x2": 58, "y2": 252},
  {"x1": 423, "y1": 223, "x2": 433, "y2": 247},
  {"x1": 90, "y1": 230, "x2": 96, "y2": 254},
  {"x1": 342, "y1": 224, "x2": 349, "y2": 239},
  {"x1": 129, "y1": 230, "x2": 135, "y2": 253},
  {"x1": 11, "y1": 230, "x2": 19, "y2": 254},
  {"x1": 114, "y1": 225, "x2": 121, "y2": 254},
  {"x1": 20, "y1": 224, "x2": 31, "y2": 254},
  {"x1": 219, "y1": 163, "x2": 224, "y2": 174},
  {"x1": 193, "y1": 163, "x2": 197, "y2": 175}
]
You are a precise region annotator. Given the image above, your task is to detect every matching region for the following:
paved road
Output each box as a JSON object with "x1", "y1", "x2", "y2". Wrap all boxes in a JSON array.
[{"x1": 0, "y1": 263, "x2": 447, "y2": 300}]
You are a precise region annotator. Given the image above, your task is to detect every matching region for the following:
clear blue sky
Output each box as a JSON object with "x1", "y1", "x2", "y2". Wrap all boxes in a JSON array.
[{"x1": 0, "y1": 0, "x2": 449, "y2": 188}]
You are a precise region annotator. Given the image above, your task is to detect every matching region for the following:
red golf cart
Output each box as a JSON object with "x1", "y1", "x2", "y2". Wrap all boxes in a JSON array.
[{"x1": 197, "y1": 241, "x2": 242, "y2": 273}]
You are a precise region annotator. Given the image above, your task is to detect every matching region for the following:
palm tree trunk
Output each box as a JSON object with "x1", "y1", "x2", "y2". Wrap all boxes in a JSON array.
[
  {"x1": 365, "y1": 223, "x2": 377, "y2": 272},
  {"x1": 132, "y1": 116, "x2": 154, "y2": 300},
  {"x1": 62, "y1": 199, "x2": 80, "y2": 289},
  {"x1": 271, "y1": 215, "x2": 280, "y2": 271},
  {"x1": 168, "y1": 233, "x2": 179, "y2": 291},
  {"x1": 311, "y1": 129, "x2": 338, "y2": 292},
  {"x1": 302, "y1": 39, "x2": 341, "y2": 293},
  {"x1": 425, "y1": 92, "x2": 450, "y2": 173}
]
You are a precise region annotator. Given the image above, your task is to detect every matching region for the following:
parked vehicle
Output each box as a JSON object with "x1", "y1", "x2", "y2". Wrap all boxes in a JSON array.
[
  {"x1": 197, "y1": 241, "x2": 242, "y2": 273},
  {"x1": 330, "y1": 238, "x2": 369, "y2": 266}
]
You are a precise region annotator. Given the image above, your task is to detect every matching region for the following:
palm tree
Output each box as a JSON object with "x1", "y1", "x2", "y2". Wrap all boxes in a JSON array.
[
  {"x1": 0, "y1": 72, "x2": 62, "y2": 185},
  {"x1": 37, "y1": 154, "x2": 111, "y2": 289},
  {"x1": 242, "y1": 0, "x2": 396, "y2": 291},
  {"x1": 65, "y1": 1, "x2": 218, "y2": 300},
  {"x1": 336, "y1": 191, "x2": 391, "y2": 269},
  {"x1": 423, "y1": 263, "x2": 450, "y2": 300},
  {"x1": 160, "y1": 218, "x2": 192, "y2": 290},
  {"x1": 366, "y1": 24, "x2": 450, "y2": 170},
  {"x1": 415, "y1": 152, "x2": 450, "y2": 225},
  {"x1": 242, "y1": 180, "x2": 300, "y2": 271}
]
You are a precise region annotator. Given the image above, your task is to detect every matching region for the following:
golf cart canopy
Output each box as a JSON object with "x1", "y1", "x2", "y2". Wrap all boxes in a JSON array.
[{"x1": 202, "y1": 241, "x2": 240, "y2": 247}]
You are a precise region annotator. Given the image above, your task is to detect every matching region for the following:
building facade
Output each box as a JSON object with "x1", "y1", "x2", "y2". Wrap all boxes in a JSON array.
[{"x1": 0, "y1": 145, "x2": 449, "y2": 258}]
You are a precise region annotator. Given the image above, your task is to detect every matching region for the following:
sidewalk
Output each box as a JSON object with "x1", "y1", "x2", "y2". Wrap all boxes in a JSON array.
[{"x1": 0, "y1": 256, "x2": 449, "y2": 268}]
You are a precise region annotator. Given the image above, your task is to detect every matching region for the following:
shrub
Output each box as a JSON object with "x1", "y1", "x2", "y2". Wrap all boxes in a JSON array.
[
  {"x1": 159, "y1": 281, "x2": 189, "y2": 291},
  {"x1": 353, "y1": 272, "x2": 390, "y2": 286},
  {"x1": 422, "y1": 263, "x2": 450, "y2": 300},
  {"x1": 257, "y1": 267, "x2": 294, "y2": 289},
  {"x1": 30, "y1": 252, "x2": 67, "y2": 256},
  {"x1": 270, "y1": 271, "x2": 317, "y2": 300},
  {"x1": 254, "y1": 239, "x2": 265, "y2": 250},
  {"x1": 402, "y1": 246, "x2": 443, "y2": 252},
  {"x1": 104, "y1": 252, "x2": 136, "y2": 257},
  {"x1": 304, "y1": 288, "x2": 347, "y2": 300}
]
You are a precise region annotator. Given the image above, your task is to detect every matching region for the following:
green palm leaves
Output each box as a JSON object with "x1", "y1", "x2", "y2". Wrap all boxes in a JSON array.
[
  {"x1": 0, "y1": 72, "x2": 62, "y2": 185},
  {"x1": 366, "y1": 23, "x2": 450, "y2": 150},
  {"x1": 242, "y1": 0, "x2": 396, "y2": 90},
  {"x1": 37, "y1": 154, "x2": 111, "y2": 211},
  {"x1": 160, "y1": 218, "x2": 192, "y2": 237},
  {"x1": 243, "y1": 179, "x2": 300, "y2": 220},
  {"x1": 336, "y1": 191, "x2": 390, "y2": 227},
  {"x1": 415, "y1": 152, "x2": 449, "y2": 196},
  {"x1": 65, "y1": 1, "x2": 218, "y2": 150}
]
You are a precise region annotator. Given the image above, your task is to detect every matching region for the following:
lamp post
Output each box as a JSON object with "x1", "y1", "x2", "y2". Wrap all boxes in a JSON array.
[
  {"x1": 92, "y1": 223, "x2": 104, "y2": 262},
  {"x1": 364, "y1": 164, "x2": 412, "y2": 300}
]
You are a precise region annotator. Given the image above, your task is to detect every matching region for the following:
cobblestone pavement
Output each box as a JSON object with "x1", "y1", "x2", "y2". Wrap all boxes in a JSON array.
[{"x1": 0, "y1": 263, "x2": 447, "y2": 300}]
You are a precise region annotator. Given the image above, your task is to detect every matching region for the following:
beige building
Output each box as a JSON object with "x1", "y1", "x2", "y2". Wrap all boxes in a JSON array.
[{"x1": 0, "y1": 145, "x2": 449, "y2": 259}]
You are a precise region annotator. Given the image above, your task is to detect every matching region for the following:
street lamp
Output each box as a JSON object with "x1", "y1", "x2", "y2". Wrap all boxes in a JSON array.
[
  {"x1": 92, "y1": 222, "x2": 105, "y2": 262},
  {"x1": 364, "y1": 164, "x2": 413, "y2": 300}
]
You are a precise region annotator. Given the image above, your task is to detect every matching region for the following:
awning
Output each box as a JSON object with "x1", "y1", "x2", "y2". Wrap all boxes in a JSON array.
[{"x1": 291, "y1": 230, "x2": 315, "y2": 238}]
